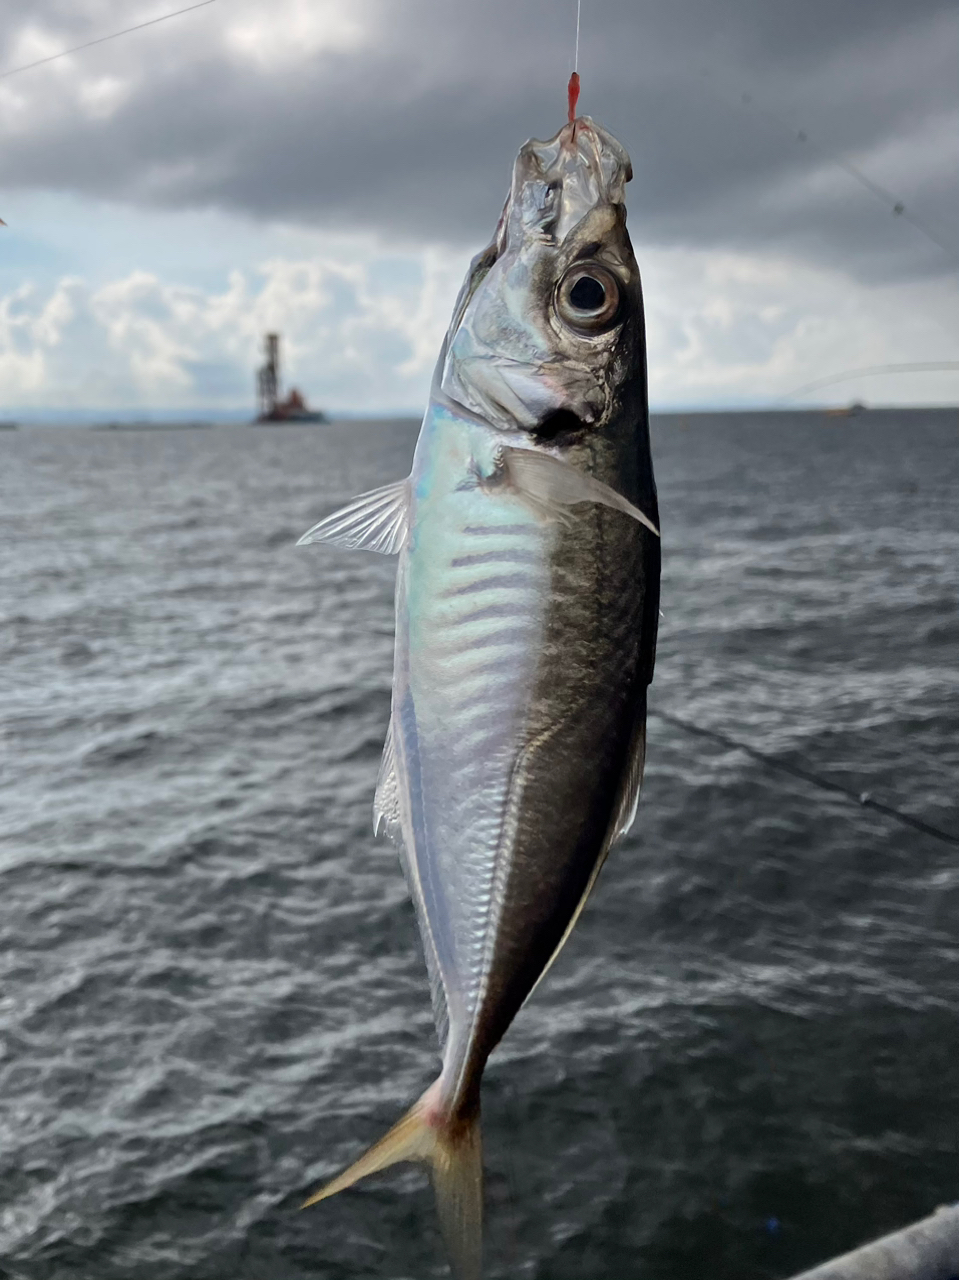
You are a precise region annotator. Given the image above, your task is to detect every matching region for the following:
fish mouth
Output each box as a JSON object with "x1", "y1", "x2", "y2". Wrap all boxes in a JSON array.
[{"x1": 509, "y1": 115, "x2": 633, "y2": 247}]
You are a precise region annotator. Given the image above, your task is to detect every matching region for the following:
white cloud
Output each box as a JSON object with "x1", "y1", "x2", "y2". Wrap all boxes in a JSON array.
[
  {"x1": 642, "y1": 245, "x2": 959, "y2": 407},
  {"x1": 0, "y1": 235, "x2": 469, "y2": 415},
  {"x1": 224, "y1": 0, "x2": 370, "y2": 71},
  {"x1": 76, "y1": 73, "x2": 130, "y2": 121},
  {"x1": 1, "y1": 218, "x2": 956, "y2": 416},
  {"x1": 0, "y1": 278, "x2": 85, "y2": 396}
]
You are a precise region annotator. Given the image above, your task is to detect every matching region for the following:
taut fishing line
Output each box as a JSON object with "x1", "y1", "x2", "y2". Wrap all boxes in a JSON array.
[
  {"x1": 653, "y1": 710, "x2": 959, "y2": 849},
  {"x1": 567, "y1": 0, "x2": 582, "y2": 122},
  {"x1": 0, "y1": 0, "x2": 223, "y2": 82},
  {"x1": 728, "y1": 78, "x2": 959, "y2": 269},
  {"x1": 780, "y1": 362, "x2": 959, "y2": 404}
]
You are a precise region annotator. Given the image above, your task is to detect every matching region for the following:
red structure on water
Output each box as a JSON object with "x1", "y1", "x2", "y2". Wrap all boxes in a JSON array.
[{"x1": 255, "y1": 333, "x2": 327, "y2": 423}]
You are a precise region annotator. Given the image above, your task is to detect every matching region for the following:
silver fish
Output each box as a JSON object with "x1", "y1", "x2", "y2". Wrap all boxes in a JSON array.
[{"x1": 299, "y1": 115, "x2": 660, "y2": 1278}]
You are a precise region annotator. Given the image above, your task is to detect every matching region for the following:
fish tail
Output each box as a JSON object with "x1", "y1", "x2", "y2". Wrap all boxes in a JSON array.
[
  {"x1": 432, "y1": 1102, "x2": 483, "y2": 1280},
  {"x1": 302, "y1": 1079, "x2": 483, "y2": 1280}
]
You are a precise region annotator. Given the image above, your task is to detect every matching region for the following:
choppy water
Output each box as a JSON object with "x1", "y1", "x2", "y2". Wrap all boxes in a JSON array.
[{"x1": 1, "y1": 409, "x2": 957, "y2": 1280}]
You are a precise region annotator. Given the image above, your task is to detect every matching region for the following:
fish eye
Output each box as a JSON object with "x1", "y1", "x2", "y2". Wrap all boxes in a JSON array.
[{"x1": 555, "y1": 264, "x2": 621, "y2": 333}]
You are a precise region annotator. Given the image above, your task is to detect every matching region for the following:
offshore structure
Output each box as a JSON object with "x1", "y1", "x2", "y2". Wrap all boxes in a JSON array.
[{"x1": 255, "y1": 333, "x2": 327, "y2": 423}]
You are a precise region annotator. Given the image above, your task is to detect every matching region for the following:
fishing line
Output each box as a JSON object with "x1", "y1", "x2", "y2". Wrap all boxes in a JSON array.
[
  {"x1": 780, "y1": 361, "x2": 959, "y2": 404},
  {"x1": 567, "y1": 1, "x2": 582, "y2": 123},
  {"x1": 0, "y1": 0, "x2": 223, "y2": 82},
  {"x1": 652, "y1": 708, "x2": 959, "y2": 849},
  {"x1": 731, "y1": 81, "x2": 959, "y2": 269},
  {"x1": 827, "y1": 152, "x2": 959, "y2": 268}
]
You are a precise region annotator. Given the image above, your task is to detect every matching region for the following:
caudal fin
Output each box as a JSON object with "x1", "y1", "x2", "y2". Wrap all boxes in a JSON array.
[{"x1": 302, "y1": 1082, "x2": 483, "y2": 1280}]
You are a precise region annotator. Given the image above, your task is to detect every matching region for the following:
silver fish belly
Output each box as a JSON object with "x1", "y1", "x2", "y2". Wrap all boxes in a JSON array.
[{"x1": 299, "y1": 115, "x2": 660, "y2": 1280}]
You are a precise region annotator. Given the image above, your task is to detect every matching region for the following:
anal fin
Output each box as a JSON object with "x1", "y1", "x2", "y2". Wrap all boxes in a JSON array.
[{"x1": 373, "y1": 716, "x2": 402, "y2": 840}]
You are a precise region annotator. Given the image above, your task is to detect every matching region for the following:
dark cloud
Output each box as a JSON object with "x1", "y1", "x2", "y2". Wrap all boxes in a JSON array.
[{"x1": 1, "y1": 0, "x2": 956, "y2": 282}]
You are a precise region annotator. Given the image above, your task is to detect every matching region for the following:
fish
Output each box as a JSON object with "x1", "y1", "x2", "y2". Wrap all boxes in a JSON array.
[{"x1": 298, "y1": 113, "x2": 661, "y2": 1279}]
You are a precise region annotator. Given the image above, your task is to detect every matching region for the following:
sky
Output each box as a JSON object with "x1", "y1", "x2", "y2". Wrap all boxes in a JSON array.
[{"x1": 1, "y1": 0, "x2": 957, "y2": 417}]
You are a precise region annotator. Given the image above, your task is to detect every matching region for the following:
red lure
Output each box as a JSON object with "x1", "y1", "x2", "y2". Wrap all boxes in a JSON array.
[{"x1": 567, "y1": 70, "x2": 580, "y2": 123}]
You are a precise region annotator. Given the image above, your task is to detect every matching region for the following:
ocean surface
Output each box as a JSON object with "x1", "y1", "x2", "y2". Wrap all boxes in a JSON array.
[{"x1": 1, "y1": 409, "x2": 957, "y2": 1280}]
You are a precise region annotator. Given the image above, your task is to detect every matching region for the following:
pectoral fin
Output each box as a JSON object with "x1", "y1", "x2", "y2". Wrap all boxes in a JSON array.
[
  {"x1": 501, "y1": 447, "x2": 659, "y2": 536},
  {"x1": 297, "y1": 478, "x2": 410, "y2": 554}
]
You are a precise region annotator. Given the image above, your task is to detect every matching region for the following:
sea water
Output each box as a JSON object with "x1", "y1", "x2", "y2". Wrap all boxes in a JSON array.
[{"x1": 1, "y1": 409, "x2": 957, "y2": 1279}]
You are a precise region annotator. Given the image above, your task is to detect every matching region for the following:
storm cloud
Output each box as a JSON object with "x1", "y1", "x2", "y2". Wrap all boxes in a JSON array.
[{"x1": 2, "y1": 0, "x2": 957, "y2": 283}]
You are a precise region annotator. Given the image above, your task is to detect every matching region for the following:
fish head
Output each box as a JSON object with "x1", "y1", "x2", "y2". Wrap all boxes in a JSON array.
[{"x1": 438, "y1": 116, "x2": 644, "y2": 440}]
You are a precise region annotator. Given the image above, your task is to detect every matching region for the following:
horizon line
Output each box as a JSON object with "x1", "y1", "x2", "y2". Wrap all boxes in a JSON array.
[{"x1": 2, "y1": 401, "x2": 957, "y2": 425}]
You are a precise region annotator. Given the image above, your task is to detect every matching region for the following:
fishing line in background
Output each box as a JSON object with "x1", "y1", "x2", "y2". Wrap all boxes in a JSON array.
[
  {"x1": 2, "y1": 659, "x2": 951, "y2": 848},
  {"x1": 780, "y1": 361, "x2": 959, "y2": 404},
  {"x1": 0, "y1": 0, "x2": 223, "y2": 81},
  {"x1": 697, "y1": 66, "x2": 959, "y2": 270},
  {"x1": 651, "y1": 710, "x2": 959, "y2": 850}
]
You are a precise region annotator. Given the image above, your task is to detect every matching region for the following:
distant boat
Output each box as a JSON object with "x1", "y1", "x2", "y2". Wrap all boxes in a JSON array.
[
  {"x1": 825, "y1": 400, "x2": 866, "y2": 418},
  {"x1": 255, "y1": 333, "x2": 328, "y2": 424},
  {"x1": 0, "y1": 420, "x2": 17, "y2": 430}
]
